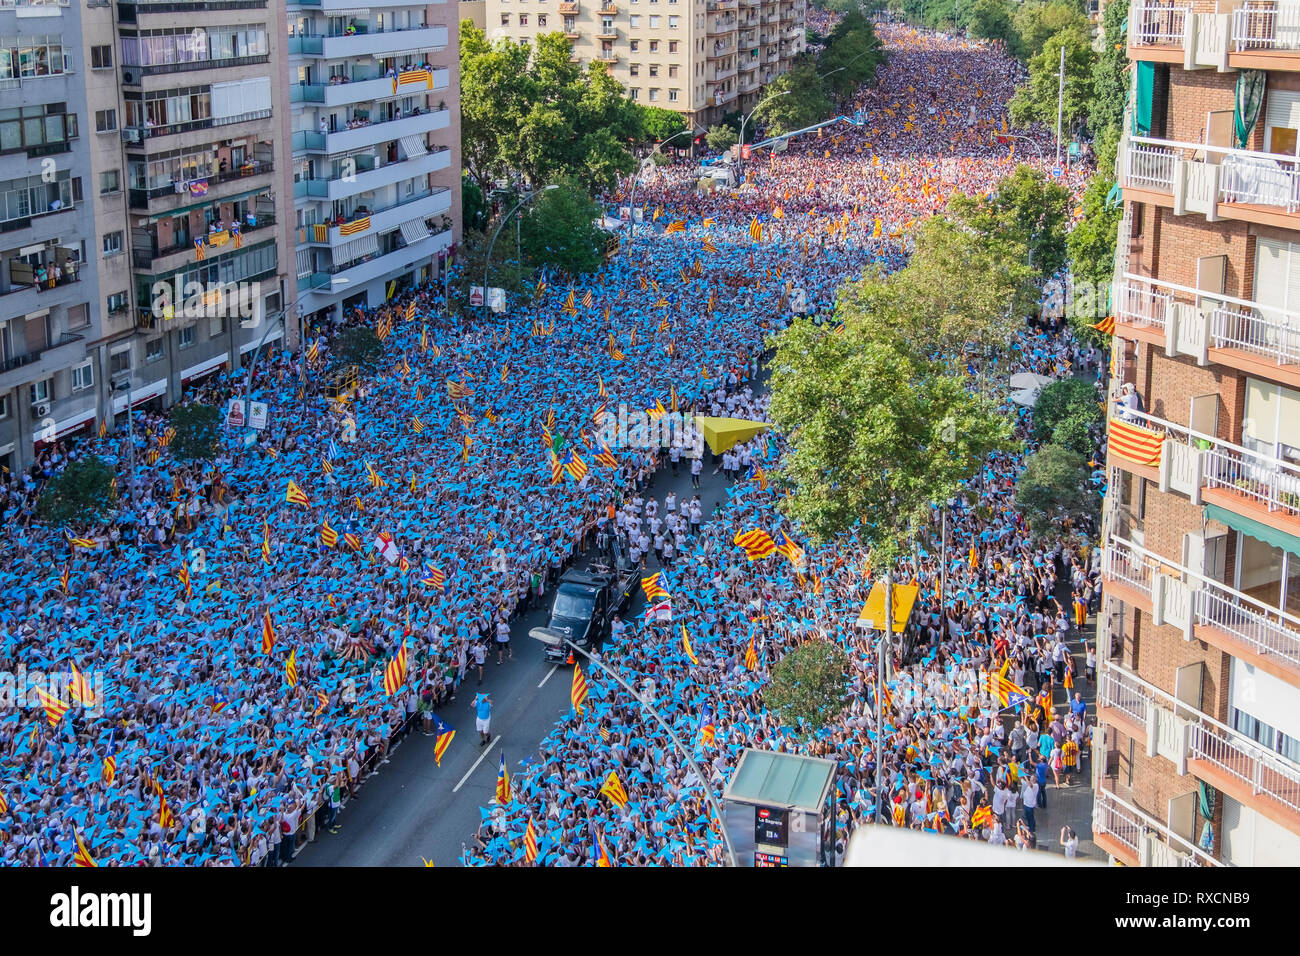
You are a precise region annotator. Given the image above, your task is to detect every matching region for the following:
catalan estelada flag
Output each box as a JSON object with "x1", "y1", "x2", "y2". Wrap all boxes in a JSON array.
[
  {"x1": 664, "y1": 220, "x2": 685, "y2": 234},
  {"x1": 592, "y1": 824, "x2": 612, "y2": 867},
  {"x1": 734, "y1": 528, "x2": 776, "y2": 560},
  {"x1": 65, "y1": 533, "x2": 96, "y2": 549},
  {"x1": 433, "y1": 717, "x2": 455, "y2": 766},
  {"x1": 641, "y1": 571, "x2": 669, "y2": 602},
  {"x1": 1108, "y1": 417, "x2": 1164, "y2": 467},
  {"x1": 595, "y1": 443, "x2": 618, "y2": 468},
  {"x1": 285, "y1": 480, "x2": 311, "y2": 508},
  {"x1": 599, "y1": 770, "x2": 629, "y2": 809},
  {"x1": 421, "y1": 562, "x2": 446, "y2": 590},
  {"x1": 562, "y1": 449, "x2": 588, "y2": 481},
  {"x1": 495, "y1": 752, "x2": 511, "y2": 804},
  {"x1": 748, "y1": 216, "x2": 763, "y2": 242},
  {"x1": 102, "y1": 733, "x2": 116, "y2": 785},
  {"x1": 285, "y1": 649, "x2": 298, "y2": 688},
  {"x1": 261, "y1": 609, "x2": 275, "y2": 654},
  {"x1": 571, "y1": 662, "x2": 589, "y2": 714},
  {"x1": 681, "y1": 624, "x2": 698, "y2": 665},
  {"x1": 774, "y1": 531, "x2": 805, "y2": 567},
  {"x1": 382, "y1": 639, "x2": 408, "y2": 696},
  {"x1": 701, "y1": 721, "x2": 716, "y2": 747},
  {"x1": 59, "y1": 565, "x2": 70, "y2": 593},
  {"x1": 524, "y1": 818, "x2": 539, "y2": 864},
  {"x1": 314, "y1": 691, "x2": 329, "y2": 717},
  {"x1": 73, "y1": 830, "x2": 97, "y2": 867}
]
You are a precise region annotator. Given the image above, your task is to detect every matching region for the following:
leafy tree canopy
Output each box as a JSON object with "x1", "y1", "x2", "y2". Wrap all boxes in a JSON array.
[
  {"x1": 765, "y1": 640, "x2": 850, "y2": 732},
  {"x1": 169, "y1": 402, "x2": 222, "y2": 462},
  {"x1": 37, "y1": 456, "x2": 118, "y2": 526},
  {"x1": 1015, "y1": 443, "x2": 1100, "y2": 539}
]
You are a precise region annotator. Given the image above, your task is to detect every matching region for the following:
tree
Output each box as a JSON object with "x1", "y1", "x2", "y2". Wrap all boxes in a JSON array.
[
  {"x1": 641, "y1": 105, "x2": 688, "y2": 143},
  {"x1": 1089, "y1": 0, "x2": 1129, "y2": 144},
  {"x1": 818, "y1": 15, "x2": 885, "y2": 100},
  {"x1": 1065, "y1": 170, "x2": 1122, "y2": 320},
  {"x1": 760, "y1": 63, "x2": 832, "y2": 136},
  {"x1": 769, "y1": 319, "x2": 1013, "y2": 559},
  {"x1": 331, "y1": 326, "x2": 383, "y2": 371},
  {"x1": 450, "y1": 228, "x2": 529, "y2": 313},
  {"x1": 1011, "y1": 1, "x2": 1089, "y2": 60},
  {"x1": 950, "y1": 163, "x2": 1071, "y2": 280},
  {"x1": 169, "y1": 402, "x2": 222, "y2": 461},
  {"x1": 459, "y1": 22, "x2": 532, "y2": 193},
  {"x1": 1030, "y1": 377, "x2": 1100, "y2": 444},
  {"x1": 519, "y1": 178, "x2": 606, "y2": 277},
  {"x1": 462, "y1": 173, "x2": 488, "y2": 233},
  {"x1": 1009, "y1": 25, "x2": 1095, "y2": 133},
  {"x1": 705, "y1": 124, "x2": 738, "y2": 152},
  {"x1": 37, "y1": 456, "x2": 117, "y2": 526},
  {"x1": 765, "y1": 640, "x2": 850, "y2": 732},
  {"x1": 967, "y1": 0, "x2": 1019, "y2": 48},
  {"x1": 1015, "y1": 443, "x2": 1100, "y2": 538}
]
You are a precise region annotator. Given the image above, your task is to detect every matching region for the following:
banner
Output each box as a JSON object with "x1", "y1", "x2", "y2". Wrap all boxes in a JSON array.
[{"x1": 1108, "y1": 417, "x2": 1164, "y2": 467}]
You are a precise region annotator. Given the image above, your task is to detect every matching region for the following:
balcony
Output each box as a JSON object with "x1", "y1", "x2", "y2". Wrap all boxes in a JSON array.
[
  {"x1": 122, "y1": 54, "x2": 270, "y2": 81},
  {"x1": 0, "y1": 331, "x2": 85, "y2": 392},
  {"x1": 295, "y1": 108, "x2": 451, "y2": 156},
  {"x1": 1104, "y1": 535, "x2": 1300, "y2": 686},
  {"x1": 0, "y1": 261, "x2": 83, "y2": 318},
  {"x1": 288, "y1": 70, "x2": 451, "y2": 109},
  {"x1": 599, "y1": 2, "x2": 617, "y2": 12},
  {"x1": 291, "y1": 26, "x2": 448, "y2": 61},
  {"x1": 1115, "y1": 273, "x2": 1300, "y2": 387},
  {"x1": 1098, "y1": 663, "x2": 1300, "y2": 835},
  {"x1": 597, "y1": 29, "x2": 619, "y2": 39},
  {"x1": 596, "y1": 54, "x2": 619, "y2": 64},
  {"x1": 132, "y1": 216, "x2": 277, "y2": 271},
  {"x1": 1129, "y1": 1, "x2": 1300, "y2": 71},
  {"x1": 295, "y1": 148, "x2": 451, "y2": 204},
  {"x1": 708, "y1": 17, "x2": 738, "y2": 34},
  {"x1": 121, "y1": 109, "x2": 273, "y2": 146},
  {"x1": 119, "y1": 0, "x2": 269, "y2": 16},
  {"x1": 710, "y1": 64, "x2": 737, "y2": 81},
  {"x1": 1092, "y1": 789, "x2": 1221, "y2": 866},
  {"x1": 310, "y1": 187, "x2": 450, "y2": 246},
  {"x1": 559, "y1": 1, "x2": 579, "y2": 12},
  {"x1": 127, "y1": 161, "x2": 273, "y2": 211}
]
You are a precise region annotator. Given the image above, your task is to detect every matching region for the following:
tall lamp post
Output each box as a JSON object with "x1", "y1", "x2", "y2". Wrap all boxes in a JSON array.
[
  {"x1": 243, "y1": 277, "x2": 349, "y2": 405},
  {"x1": 626, "y1": 126, "x2": 699, "y2": 241},
  {"x1": 529, "y1": 627, "x2": 739, "y2": 867},
  {"x1": 738, "y1": 89, "x2": 791, "y2": 177},
  {"x1": 112, "y1": 380, "x2": 136, "y2": 503},
  {"x1": 483, "y1": 184, "x2": 559, "y2": 323}
]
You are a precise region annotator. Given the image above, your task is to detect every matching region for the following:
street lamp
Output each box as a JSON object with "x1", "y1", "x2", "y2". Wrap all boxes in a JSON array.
[
  {"x1": 483, "y1": 184, "x2": 558, "y2": 323},
  {"x1": 112, "y1": 379, "x2": 136, "y2": 503},
  {"x1": 528, "y1": 626, "x2": 739, "y2": 867},
  {"x1": 738, "y1": 89, "x2": 791, "y2": 177},
  {"x1": 627, "y1": 126, "x2": 699, "y2": 240},
  {"x1": 243, "y1": 277, "x2": 349, "y2": 405}
]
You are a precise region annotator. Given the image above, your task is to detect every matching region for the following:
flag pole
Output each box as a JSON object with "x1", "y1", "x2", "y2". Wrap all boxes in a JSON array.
[{"x1": 554, "y1": 636, "x2": 737, "y2": 867}]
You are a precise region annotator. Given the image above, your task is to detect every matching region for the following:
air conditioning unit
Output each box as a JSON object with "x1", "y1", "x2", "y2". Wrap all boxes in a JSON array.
[
  {"x1": 122, "y1": 70, "x2": 137, "y2": 85},
  {"x1": 33, "y1": 402, "x2": 50, "y2": 417}
]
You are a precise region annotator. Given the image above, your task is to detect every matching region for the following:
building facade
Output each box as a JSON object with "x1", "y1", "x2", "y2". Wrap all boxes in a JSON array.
[
  {"x1": 287, "y1": 0, "x2": 460, "y2": 323},
  {"x1": 1094, "y1": 0, "x2": 1300, "y2": 866},
  {"x1": 486, "y1": 0, "x2": 806, "y2": 130}
]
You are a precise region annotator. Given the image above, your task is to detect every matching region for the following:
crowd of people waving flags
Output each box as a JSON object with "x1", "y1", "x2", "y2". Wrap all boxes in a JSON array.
[{"x1": 0, "y1": 23, "x2": 1103, "y2": 867}]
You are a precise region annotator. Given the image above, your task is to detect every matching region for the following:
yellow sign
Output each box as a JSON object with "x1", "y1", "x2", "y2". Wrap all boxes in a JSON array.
[{"x1": 856, "y1": 581, "x2": 919, "y2": 633}]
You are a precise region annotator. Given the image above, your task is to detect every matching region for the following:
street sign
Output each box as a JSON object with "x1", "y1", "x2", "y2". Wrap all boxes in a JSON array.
[
  {"x1": 248, "y1": 401, "x2": 269, "y2": 431},
  {"x1": 1051, "y1": 167, "x2": 1063, "y2": 178},
  {"x1": 242, "y1": 431, "x2": 256, "y2": 447},
  {"x1": 740, "y1": 145, "x2": 752, "y2": 160},
  {"x1": 1068, "y1": 141, "x2": 1081, "y2": 158},
  {"x1": 225, "y1": 398, "x2": 245, "y2": 428}
]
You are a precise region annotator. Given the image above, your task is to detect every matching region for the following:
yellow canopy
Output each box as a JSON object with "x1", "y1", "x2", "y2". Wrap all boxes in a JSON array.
[
  {"x1": 693, "y1": 416, "x2": 771, "y2": 455},
  {"x1": 855, "y1": 581, "x2": 920, "y2": 633}
]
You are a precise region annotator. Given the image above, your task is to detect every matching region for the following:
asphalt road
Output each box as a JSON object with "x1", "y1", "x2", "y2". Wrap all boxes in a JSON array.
[{"x1": 296, "y1": 440, "x2": 743, "y2": 866}]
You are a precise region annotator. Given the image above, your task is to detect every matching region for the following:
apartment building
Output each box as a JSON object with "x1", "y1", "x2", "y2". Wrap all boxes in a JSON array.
[
  {"x1": 287, "y1": 0, "x2": 460, "y2": 322},
  {"x1": 487, "y1": 0, "x2": 807, "y2": 130},
  {"x1": 0, "y1": 1, "x2": 104, "y2": 473},
  {"x1": 1094, "y1": 0, "x2": 1300, "y2": 866}
]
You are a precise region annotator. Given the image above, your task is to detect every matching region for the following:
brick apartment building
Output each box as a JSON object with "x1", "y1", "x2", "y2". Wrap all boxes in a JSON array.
[{"x1": 1094, "y1": 0, "x2": 1300, "y2": 865}]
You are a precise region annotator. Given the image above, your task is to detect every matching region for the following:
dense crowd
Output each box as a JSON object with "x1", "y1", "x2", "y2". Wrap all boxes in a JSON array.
[{"x1": 0, "y1": 24, "x2": 1104, "y2": 866}]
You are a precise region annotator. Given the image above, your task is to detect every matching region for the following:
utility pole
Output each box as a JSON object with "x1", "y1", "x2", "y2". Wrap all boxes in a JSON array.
[{"x1": 1055, "y1": 43, "x2": 1065, "y2": 166}]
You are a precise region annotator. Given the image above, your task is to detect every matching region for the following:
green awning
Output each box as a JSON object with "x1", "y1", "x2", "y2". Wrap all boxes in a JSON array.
[
  {"x1": 1205, "y1": 503, "x2": 1300, "y2": 558},
  {"x1": 1133, "y1": 61, "x2": 1154, "y2": 137},
  {"x1": 148, "y1": 185, "x2": 271, "y2": 222}
]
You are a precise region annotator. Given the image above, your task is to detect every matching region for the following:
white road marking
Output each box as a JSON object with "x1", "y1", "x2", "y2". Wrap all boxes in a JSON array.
[
  {"x1": 452, "y1": 734, "x2": 501, "y2": 793},
  {"x1": 537, "y1": 663, "x2": 559, "y2": 689}
]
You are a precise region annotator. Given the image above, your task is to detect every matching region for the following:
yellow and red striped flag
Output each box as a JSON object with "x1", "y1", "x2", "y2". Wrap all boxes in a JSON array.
[
  {"x1": 744, "y1": 636, "x2": 758, "y2": 671},
  {"x1": 261, "y1": 609, "x2": 276, "y2": 654},
  {"x1": 286, "y1": 480, "x2": 311, "y2": 508},
  {"x1": 1108, "y1": 417, "x2": 1164, "y2": 467},
  {"x1": 571, "y1": 661, "x2": 589, "y2": 714},
  {"x1": 285, "y1": 649, "x2": 298, "y2": 688},
  {"x1": 734, "y1": 528, "x2": 776, "y2": 560},
  {"x1": 73, "y1": 830, "x2": 97, "y2": 867},
  {"x1": 68, "y1": 662, "x2": 95, "y2": 707},
  {"x1": 524, "y1": 818, "x2": 539, "y2": 863},
  {"x1": 748, "y1": 217, "x2": 763, "y2": 242},
  {"x1": 35, "y1": 688, "x2": 69, "y2": 726},
  {"x1": 321, "y1": 521, "x2": 338, "y2": 549},
  {"x1": 382, "y1": 639, "x2": 408, "y2": 696},
  {"x1": 681, "y1": 624, "x2": 698, "y2": 665},
  {"x1": 599, "y1": 770, "x2": 629, "y2": 809}
]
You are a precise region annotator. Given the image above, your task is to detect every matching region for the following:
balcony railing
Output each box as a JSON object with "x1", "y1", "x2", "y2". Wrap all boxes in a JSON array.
[
  {"x1": 121, "y1": 109, "x2": 272, "y2": 143},
  {"x1": 1234, "y1": 0, "x2": 1300, "y2": 51},
  {"x1": 1124, "y1": 135, "x2": 1300, "y2": 215},
  {"x1": 0, "y1": 331, "x2": 82, "y2": 376},
  {"x1": 127, "y1": 161, "x2": 272, "y2": 209},
  {"x1": 1129, "y1": 1, "x2": 1191, "y2": 46},
  {"x1": 133, "y1": 216, "x2": 277, "y2": 267},
  {"x1": 1106, "y1": 535, "x2": 1300, "y2": 675},
  {"x1": 1093, "y1": 789, "x2": 1220, "y2": 866},
  {"x1": 1123, "y1": 139, "x2": 1177, "y2": 191},
  {"x1": 123, "y1": 54, "x2": 270, "y2": 79}
]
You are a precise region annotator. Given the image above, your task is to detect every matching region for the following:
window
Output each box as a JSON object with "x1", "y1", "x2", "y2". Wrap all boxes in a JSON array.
[
  {"x1": 648, "y1": 88, "x2": 659, "y2": 101},
  {"x1": 0, "y1": 169, "x2": 77, "y2": 224},
  {"x1": 629, "y1": 87, "x2": 639, "y2": 100},
  {"x1": 66, "y1": 303, "x2": 88, "y2": 330},
  {"x1": 649, "y1": 15, "x2": 660, "y2": 27},
  {"x1": 71, "y1": 360, "x2": 94, "y2": 392},
  {"x1": 0, "y1": 103, "x2": 78, "y2": 154},
  {"x1": 649, "y1": 64, "x2": 658, "y2": 77},
  {"x1": 118, "y1": 26, "x2": 269, "y2": 67},
  {"x1": 107, "y1": 290, "x2": 128, "y2": 314},
  {"x1": 102, "y1": 231, "x2": 123, "y2": 256},
  {"x1": 95, "y1": 109, "x2": 117, "y2": 133},
  {"x1": 0, "y1": 37, "x2": 73, "y2": 79},
  {"x1": 669, "y1": 15, "x2": 679, "y2": 27},
  {"x1": 145, "y1": 337, "x2": 163, "y2": 362},
  {"x1": 500, "y1": 13, "x2": 510, "y2": 25},
  {"x1": 99, "y1": 169, "x2": 120, "y2": 195},
  {"x1": 538, "y1": 14, "x2": 547, "y2": 26},
  {"x1": 669, "y1": 40, "x2": 678, "y2": 52},
  {"x1": 91, "y1": 45, "x2": 112, "y2": 69},
  {"x1": 630, "y1": 40, "x2": 639, "y2": 51},
  {"x1": 0, "y1": 394, "x2": 8, "y2": 420},
  {"x1": 669, "y1": 88, "x2": 678, "y2": 101},
  {"x1": 110, "y1": 347, "x2": 130, "y2": 376},
  {"x1": 649, "y1": 40, "x2": 659, "y2": 52},
  {"x1": 669, "y1": 64, "x2": 678, "y2": 77},
  {"x1": 210, "y1": 313, "x2": 225, "y2": 338},
  {"x1": 629, "y1": 63, "x2": 639, "y2": 76},
  {"x1": 601, "y1": 16, "x2": 614, "y2": 31},
  {"x1": 630, "y1": 14, "x2": 640, "y2": 26},
  {"x1": 29, "y1": 378, "x2": 49, "y2": 404},
  {"x1": 519, "y1": 14, "x2": 528, "y2": 25},
  {"x1": 564, "y1": 16, "x2": 575, "y2": 30},
  {"x1": 178, "y1": 325, "x2": 195, "y2": 348}
]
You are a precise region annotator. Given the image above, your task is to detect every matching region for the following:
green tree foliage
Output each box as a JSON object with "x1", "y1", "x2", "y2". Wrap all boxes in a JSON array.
[
  {"x1": 1009, "y1": 26, "x2": 1095, "y2": 133},
  {"x1": 451, "y1": 229, "x2": 529, "y2": 312},
  {"x1": 1011, "y1": 1, "x2": 1090, "y2": 59},
  {"x1": 949, "y1": 163, "x2": 1071, "y2": 281},
  {"x1": 169, "y1": 402, "x2": 222, "y2": 461},
  {"x1": 37, "y1": 456, "x2": 118, "y2": 526},
  {"x1": 1030, "y1": 377, "x2": 1100, "y2": 444},
  {"x1": 1066, "y1": 171, "x2": 1122, "y2": 292},
  {"x1": 462, "y1": 173, "x2": 488, "y2": 233},
  {"x1": 519, "y1": 178, "x2": 606, "y2": 277},
  {"x1": 459, "y1": 24, "x2": 647, "y2": 194},
  {"x1": 769, "y1": 319, "x2": 1013, "y2": 559},
  {"x1": 967, "y1": 0, "x2": 1019, "y2": 48},
  {"x1": 819, "y1": 11, "x2": 885, "y2": 100},
  {"x1": 705, "y1": 124, "x2": 738, "y2": 152},
  {"x1": 641, "y1": 105, "x2": 688, "y2": 142},
  {"x1": 1015, "y1": 443, "x2": 1100, "y2": 538},
  {"x1": 332, "y1": 326, "x2": 384, "y2": 371},
  {"x1": 765, "y1": 640, "x2": 850, "y2": 732},
  {"x1": 1090, "y1": 0, "x2": 1129, "y2": 144},
  {"x1": 761, "y1": 63, "x2": 833, "y2": 136}
]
